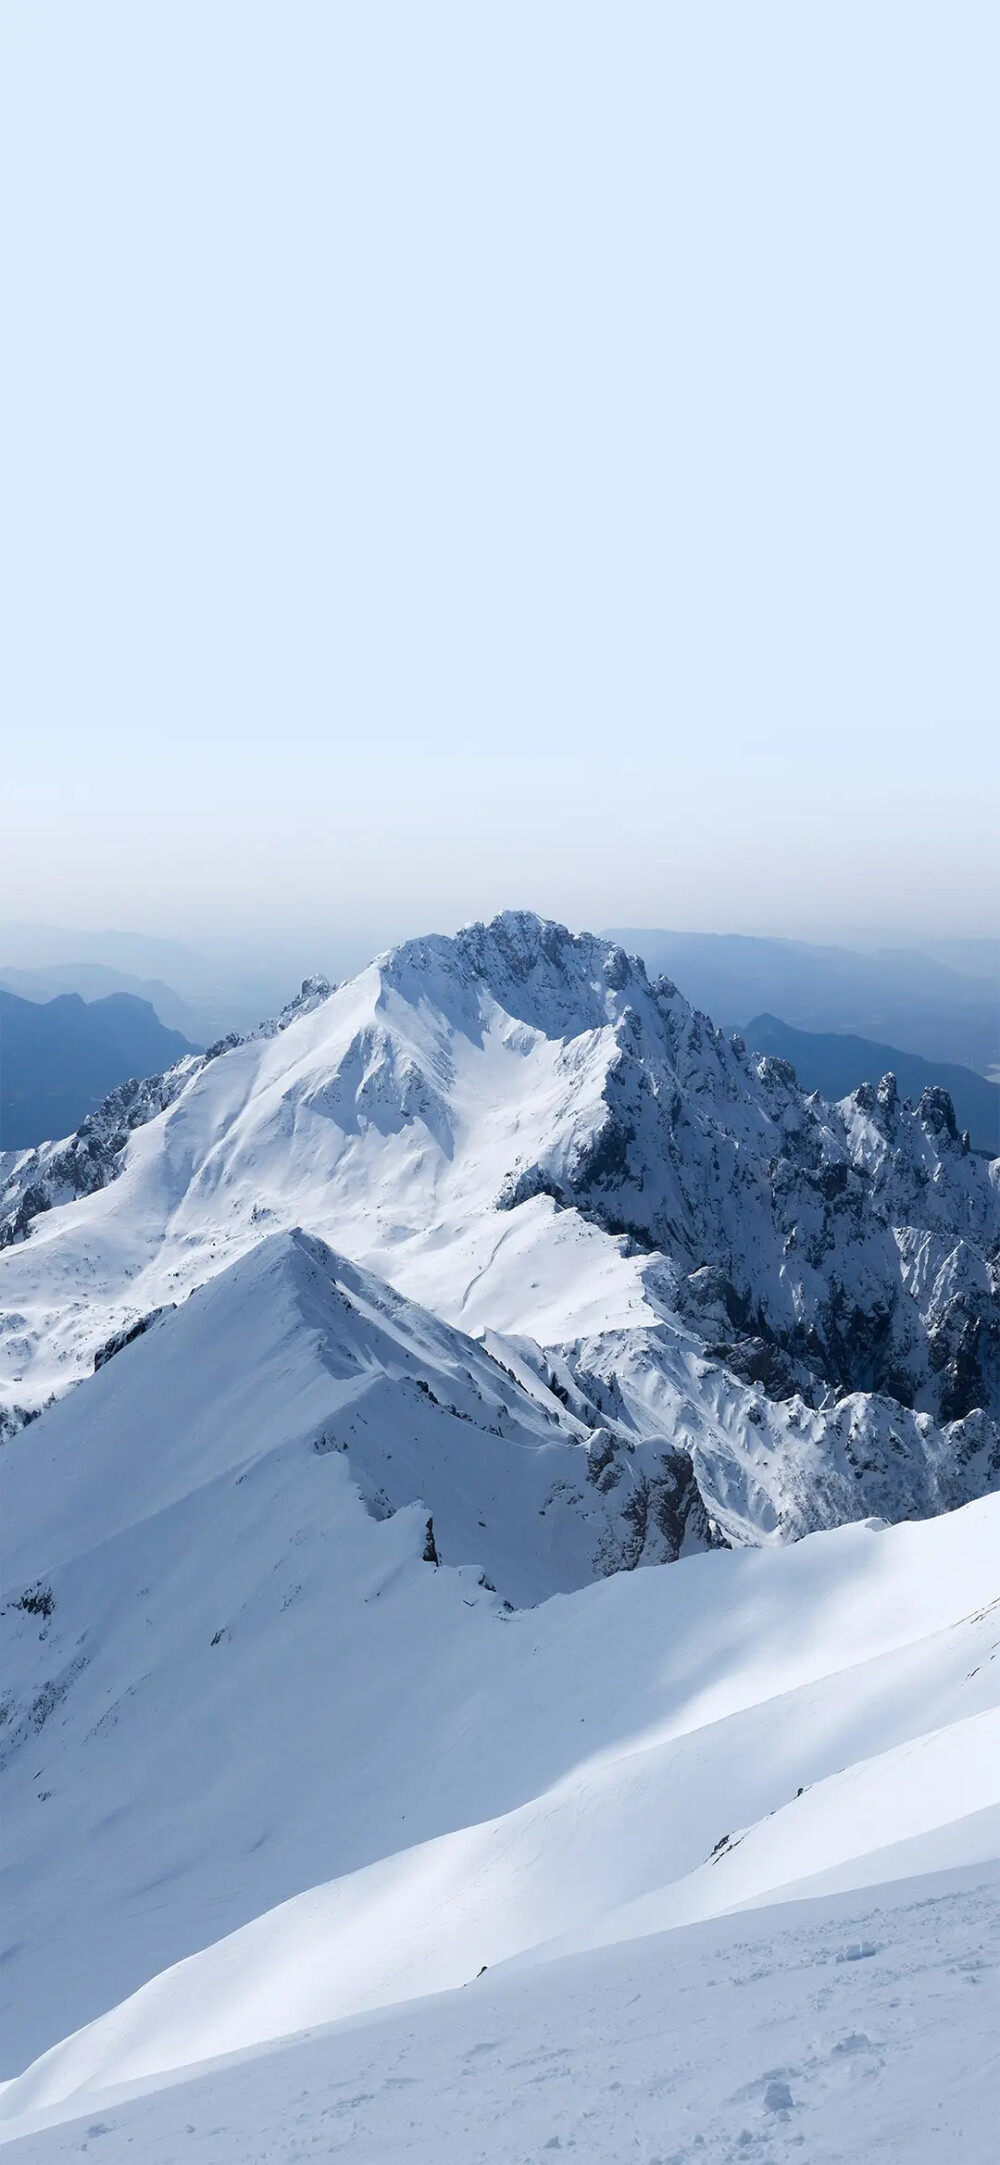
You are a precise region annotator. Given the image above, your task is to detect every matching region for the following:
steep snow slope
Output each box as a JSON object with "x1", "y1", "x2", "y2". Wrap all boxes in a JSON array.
[
  {"x1": 0, "y1": 1229, "x2": 712, "y2": 2072},
  {"x1": 13, "y1": 1673, "x2": 997, "y2": 2111},
  {"x1": 4, "y1": 1864, "x2": 997, "y2": 2162},
  {"x1": 3, "y1": 1252, "x2": 999, "y2": 2091},
  {"x1": 1, "y1": 915, "x2": 997, "y2": 1532}
]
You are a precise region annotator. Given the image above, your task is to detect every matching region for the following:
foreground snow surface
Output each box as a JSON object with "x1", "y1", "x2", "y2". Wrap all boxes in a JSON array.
[
  {"x1": 2, "y1": 1864, "x2": 998, "y2": 2161},
  {"x1": 3, "y1": 1366, "x2": 1000, "y2": 2118}
]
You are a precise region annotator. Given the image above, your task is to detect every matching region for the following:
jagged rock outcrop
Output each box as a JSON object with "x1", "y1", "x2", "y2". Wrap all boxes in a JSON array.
[
  {"x1": 462, "y1": 918, "x2": 998, "y2": 1425},
  {"x1": 0, "y1": 980, "x2": 336, "y2": 1250},
  {"x1": 0, "y1": 1062, "x2": 202, "y2": 1247}
]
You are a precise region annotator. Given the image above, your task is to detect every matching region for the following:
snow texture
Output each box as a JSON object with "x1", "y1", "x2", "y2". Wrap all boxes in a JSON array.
[{"x1": 2, "y1": 1865, "x2": 998, "y2": 2161}]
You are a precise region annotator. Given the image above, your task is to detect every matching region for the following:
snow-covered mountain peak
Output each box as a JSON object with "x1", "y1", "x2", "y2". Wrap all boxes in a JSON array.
[
  {"x1": 1, "y1": 909, "x2": 996, "y2": 1518},
  {"x1": 378, "y1": 910, "x2": 656, "y2": 1040}
]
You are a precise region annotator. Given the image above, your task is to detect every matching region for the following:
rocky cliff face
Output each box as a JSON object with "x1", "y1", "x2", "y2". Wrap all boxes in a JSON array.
[{"x1": 415, "y1": 914, "x2": 998, "y2": 1425}]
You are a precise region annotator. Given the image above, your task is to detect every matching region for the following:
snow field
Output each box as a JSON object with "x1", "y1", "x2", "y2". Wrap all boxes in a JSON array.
[
  {"x1": 3, "y1": 1241, "x2": 999, "y2": 2115},
  {"x1": 2, "y1": 1863, "x2": 998, "y2": 2161}
]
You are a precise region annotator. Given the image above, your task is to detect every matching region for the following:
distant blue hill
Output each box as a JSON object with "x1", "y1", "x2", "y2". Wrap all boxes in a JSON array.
[
  {"x1": 744, "y1": 1013, "x2": 999, "y2": 1157},
  {"x1": 0, "y1": 990, "x2": 200, "y2": 1151},
  {"x1": 607, "y1": 929, "x2": 999, "y2": 1078}
]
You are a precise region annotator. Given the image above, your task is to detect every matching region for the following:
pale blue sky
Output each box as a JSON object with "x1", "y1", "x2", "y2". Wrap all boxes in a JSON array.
[{"x1": 2, "y1": 3, "x2": 997, "y2": 951}]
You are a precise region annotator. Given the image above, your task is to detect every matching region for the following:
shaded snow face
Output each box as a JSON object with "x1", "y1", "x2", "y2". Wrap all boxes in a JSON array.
[{"x1": 0, "y1": 910, "x2": 997, "y2": 1524}]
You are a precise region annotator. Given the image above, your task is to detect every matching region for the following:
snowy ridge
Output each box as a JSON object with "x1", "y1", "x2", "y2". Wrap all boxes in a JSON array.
[{"x1": 0, "y1": 1231, "x2": 710, "y2": 2073}]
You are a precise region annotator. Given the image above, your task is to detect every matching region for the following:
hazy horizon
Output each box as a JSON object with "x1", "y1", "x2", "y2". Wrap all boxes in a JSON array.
[
  {"x1": 3, "y1": 5, "x2": 997, "y2": 947},
  {"x1": 2, "y1": 908, "x2": 997, "y2": 997}
]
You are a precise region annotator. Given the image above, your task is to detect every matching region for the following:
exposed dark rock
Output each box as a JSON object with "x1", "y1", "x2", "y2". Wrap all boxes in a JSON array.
[
  {"x1": 706, "y1": 1336, "x2": 802, "y2": 1400},
  {"x1": 1, "y1": 1064, "x2": 200, "y2": 1247},
  {"x1": 93, "y1": 1307, "x2": 176, "y2": 1372},
  {"x1": 917, "y1": 1085, "x2": 958, "y2": 1143}
]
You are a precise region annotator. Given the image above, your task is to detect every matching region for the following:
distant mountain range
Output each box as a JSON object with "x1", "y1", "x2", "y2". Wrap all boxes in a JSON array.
[
  {"x1": 0, "y1": 963, "x2": 215, "y2": 1045},
  {"x1": 0, "y1": 920, "x2": 364, "y2": 1040},
  {"x1": 0, "y1": 989, "x2": 200, "y2": 1151},
  {"x1": 744, "y1": 1013, "x2": 999, "y2": 1156},
  {"x1": 0, "y1": 962, "x2": 279, "y2": 1049},
  {"x1": 3, "y1": 924, "x2": 997, "y2": 1161},
  {"x1": 607, "y1": 929, "x2": 1000, "y2": 1078},
  {"x1": 5, "y1": 922, "x2": 998, "y2": 1081}
]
